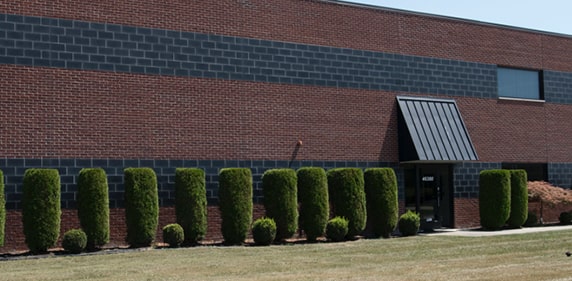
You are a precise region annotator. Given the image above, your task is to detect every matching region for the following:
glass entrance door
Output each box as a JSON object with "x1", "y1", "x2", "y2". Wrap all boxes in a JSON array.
[{"x1": 404, "y1": 164, "x2": 453, "y2": 229}]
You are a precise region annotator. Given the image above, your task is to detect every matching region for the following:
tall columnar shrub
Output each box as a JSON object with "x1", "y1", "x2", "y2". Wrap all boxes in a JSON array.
[
  {"x1": 507, "y1": 170, "x2": 528, "y2": 228},
  {"x1": 479, "y1": 169, "x2": 511, "y2": 229},
  {"x1": 77, "y1": 168, "x2": 110, "y2": 249},
  {"x1": 124, "y1": 168, "x2": 159, "y2": 247},
  {"x1": 218, "y1": 168, "x2": 253, "y2": 245},
  {"x1": 22, "y1": 169, "x2": 61, "y2": 253},
  {"x1": 297, "y1": 167, "x2": 329, "y2": 242},
  {"x1": 0, "y1": 169, "x2": 4, "y2": 247},
  {"x1": 262, "y1": 168, "x2": 298, "y2": 241},
  {"x1": 175, "y1": 168, "x2": 207, "y2": 245},
  {"x1": 364, "y1": 168, "x2": 399, "y2": 238},
  {"x1": 327, "y1": 168, "x2": 366, "y2": 238}
]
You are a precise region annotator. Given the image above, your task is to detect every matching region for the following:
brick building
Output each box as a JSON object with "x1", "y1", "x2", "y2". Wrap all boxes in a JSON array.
[{"x1": 0, "y1": 0, "x2": 571, "y2": 250}]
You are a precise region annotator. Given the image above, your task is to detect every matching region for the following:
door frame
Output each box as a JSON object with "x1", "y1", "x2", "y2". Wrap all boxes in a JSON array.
[{"x1": 403, "y1": 164, "x2": 454, "y2": 229}]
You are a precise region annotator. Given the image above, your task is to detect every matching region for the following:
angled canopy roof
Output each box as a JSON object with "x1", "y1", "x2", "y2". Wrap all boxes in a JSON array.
[{"x1": 396, "y1": 96, "x2": 478, "y2": 162}]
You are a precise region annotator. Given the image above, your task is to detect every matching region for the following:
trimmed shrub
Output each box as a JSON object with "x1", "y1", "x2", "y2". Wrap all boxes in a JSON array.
[
  {"x1": 297, "y1": 167, "x2": 329, "y2": 242},
  {"x1": 560, "y1": 212, "x2": 572, "y2": 225},
  {"x1": 364, "y1": 168, "x2": 398, "y2": 238},
  {"x1": 77, "y1": 168, "x2": 110, "y2": 250},
  {"x1": 479, "y1": 170, "x2": 511, "y2": 230},
  {"x1": 162, "y1": 224, "x2": 185, "y2": 248},
  {"x1": 0, "y1": 170, "x2": 4, "y2": 247},
  {"x1": 218, "y1": 168, "x2": 253, "y2": 245},
  {"x1": 398, "y1": 210, "x2": 420, "y2": 237},
  {"x1": 524, "y1": 211, "x2": 538, "y2": 227},
  {"x1": 252, "y1": 217, "x2": 277, "y2": 246},
  {"x1": 326, "y1": 217, "x2": 349, "y2": 242},
  {"x1": 22, "y1": 169, "x2": 61, "y2": 253},
  {"x1": 507, "y1": 170, "x2": 528, "y2": 228},
  {"x1": 124, "y1": 168, "x2": 159, "y2": 248},
  {"x1": 62, "y1": 229, "x2": 87, "y2": 254},
  {"x1": 175, "y1": 168, "x2": 207, "y2": 245},
  {"x1": 327, "y1": 168, "x2": 366, "y2": 238},
  {"x1": 262, "y1": 169, "x2": 298, "y2": 241}
]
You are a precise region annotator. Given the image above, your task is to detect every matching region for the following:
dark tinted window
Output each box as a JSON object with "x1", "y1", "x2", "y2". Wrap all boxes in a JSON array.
[
  {"x1": 502, "y1": 163, "x2": 547, "y2": 181},
  {"x1": 498, "y1": 67, "x2": 542, "y2": 100}
]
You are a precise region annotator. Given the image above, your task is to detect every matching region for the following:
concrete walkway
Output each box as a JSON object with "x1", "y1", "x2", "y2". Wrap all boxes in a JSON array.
[{"x1": 421, "y1": 225, "x2": 572, "y2": 237}]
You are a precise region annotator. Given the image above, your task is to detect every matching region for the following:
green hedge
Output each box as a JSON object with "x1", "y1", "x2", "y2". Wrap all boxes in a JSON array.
[
  {"x1": 124, "y1": 168, "x2": 159, "y2": 247},
  {"x1": 175, "y1": 168, "x2": 207, "y2": 245},
  {"x1": 77, "y1": 168, "x2": 110, "y2": 249},
  {"x1": 219, "y1": 168, "x2": 253, "y2": 245},
  {"x1": 0, "y1": 170, "x2": 4, "y2": 247},
  {"x1": 479, "y1": 169, "x2": 511, "y2": 230},
  {"x1": 162, "y1": 223, "x2": 185, "y2": 248},
  {"x1": 22, "y1": 169, "x2": 61, "y2": 253},
  {"x1": 297, "y1": 167, "x2": 329, "y2": 242},
  {"x1": 262, "y1": 168, "x2": 298, "y2": 241},
  {"x1": 326, "y1": 217, "x2": 349, "y2": 242},
  {"x1": 507, "y1": 170, "x2": 528, "y2": 228},
  {"x1": 62, "y1": 229, "x2": 87, "y2": 254},
  {"x1": 364, "y1": 168, "x2": 398, "y2": 238},
  {"x1": 398, "y1": 210, "x2": 420, "y2": 237},
  {"x1": 327, "y1": 168, "x2": 366, "y2": 238},
  {"x1": 252, "y1": 217, "x2": 277, "y2": 246}
]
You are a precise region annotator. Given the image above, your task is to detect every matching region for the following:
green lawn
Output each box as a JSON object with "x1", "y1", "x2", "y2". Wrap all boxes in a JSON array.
[{"x1": 2, "y1": 230, "x2": 572, "y2": 281}]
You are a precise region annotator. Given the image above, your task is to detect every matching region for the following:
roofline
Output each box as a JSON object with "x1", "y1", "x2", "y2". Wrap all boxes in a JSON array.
[{"x1": 320, "y1": 0, "x2": 572, "y2": 39}]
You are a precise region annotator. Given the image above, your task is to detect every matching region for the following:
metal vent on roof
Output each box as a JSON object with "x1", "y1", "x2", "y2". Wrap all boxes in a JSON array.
[{"x1": 396, "y1": 96, "x2": 478, "y2": 162}]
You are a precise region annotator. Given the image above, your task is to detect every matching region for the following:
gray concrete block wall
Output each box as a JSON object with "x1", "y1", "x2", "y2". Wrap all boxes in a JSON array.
[
  {"x1": 453, "y1": 162, "x2": 502, "y2": 198},
  {"x1": 548, "y1": 163, "x2": 572, "y2": 189},
  {"x1": 0, "y1": 13, "x2": 501, "y2": 99},
  {"x1": 544, "y1": 71, "x2": 572, "y2": 104},
  {"x1": 0, "y1": 158, "x2": 395, "y2": 210}
]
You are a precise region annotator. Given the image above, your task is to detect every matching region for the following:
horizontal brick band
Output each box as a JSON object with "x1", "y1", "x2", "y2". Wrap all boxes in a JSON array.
[{"x1": 1, "y1": 13, "x2": 498, "y2": 99}]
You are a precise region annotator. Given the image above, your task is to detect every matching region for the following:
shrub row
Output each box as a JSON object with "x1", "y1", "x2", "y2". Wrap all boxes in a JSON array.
[
  {"x1": 479, "y1": 169, "x2": 528, "y2": 229},
  {"x1": 13, "y1": 165, "x2": 400, "y2": 252}
]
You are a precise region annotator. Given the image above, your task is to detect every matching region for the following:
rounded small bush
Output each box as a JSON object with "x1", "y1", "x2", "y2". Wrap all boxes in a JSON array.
[
  {"x1": 124, "y1": 168, "x2": 159, "y2": 248},
  {"x1": 77, "y1": 168, "x2": 110, "y2": 250},
  {"x1": 22, "y1": 169, "x2": 61, "y2": 253},
  {"x1": 364, "y1": 168, "x2": 398, "y2": 238},
  {"x1": 252, "y1": 217, "x2": 277, "y2": 246},
  {"x1": 297, "y1": 167, "x2": 329, "y2": 242},
  {"x1": 326, "y1": 217, "x2": 349, "y2": 242},
  {"x1": 479, "y1": 170, "x2": 511, "y2": 230},
  {"x1": 62, "y1": 229, "x2": 87, "y2": 254},
  {"x1": 327, "y1": 168, "x2": 366, "y2": 239},
  {"x1": 262, "y1": 169, "x2": 298, "y2": 241},
  {"x1": 507, "y1": 170, "x2": 528, "y2": 228},
  {"x1": 398, "y1": 210, "x2": 420, "y2": 237},
  {"x1": 0, "y1": 169, "x2": 5, "y2": 247},
  {"x1": 524, "y1": 211, "x2": 538, "y2": 227},
  {"x1": 219, "y1": 168, "x2": 253, "y2": 245},
  {"x1": 175, "y1": 168, "x2": 207, "y2": 245},
  {"x1": 560, "y1": 212, "x2": 572, "y2": 225},
  {"x1": 162, "y1": 224, "x2": 185, "y2": 248}
]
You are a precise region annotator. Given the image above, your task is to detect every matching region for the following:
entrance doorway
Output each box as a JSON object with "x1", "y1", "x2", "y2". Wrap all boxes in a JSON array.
[{"x1": 404, "y1": 164, "x2": 453, "y2": 229}]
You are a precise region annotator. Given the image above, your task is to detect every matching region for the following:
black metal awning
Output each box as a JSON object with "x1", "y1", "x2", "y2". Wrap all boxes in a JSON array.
[{"x1": 396, "y1": 96, "x2": 478, "y2": 162}]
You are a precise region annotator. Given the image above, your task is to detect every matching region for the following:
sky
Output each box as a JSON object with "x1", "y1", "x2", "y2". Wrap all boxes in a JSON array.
[{"x1": 345, "y1": 0, "x2": 572, "y2": 36}]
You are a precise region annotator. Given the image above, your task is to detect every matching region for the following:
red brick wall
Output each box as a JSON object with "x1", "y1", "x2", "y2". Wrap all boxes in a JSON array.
[
  {"x1": 454, "y1": 198, "x2": 480, "y2": 229},
  {"x1": 0, "y1": 65, "x2": 398, "y2": 161},
  {"x1": 1, "y1": 0, "x2": 571, "y2": 72},
  {"x1": 2, "y1": 65, "x2": 572, "y2": 162}
]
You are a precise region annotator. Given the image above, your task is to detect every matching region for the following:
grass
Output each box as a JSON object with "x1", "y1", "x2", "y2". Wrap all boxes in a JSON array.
[{"x1": 3, "y1": 230, "x2": 572, "y2": 280}]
